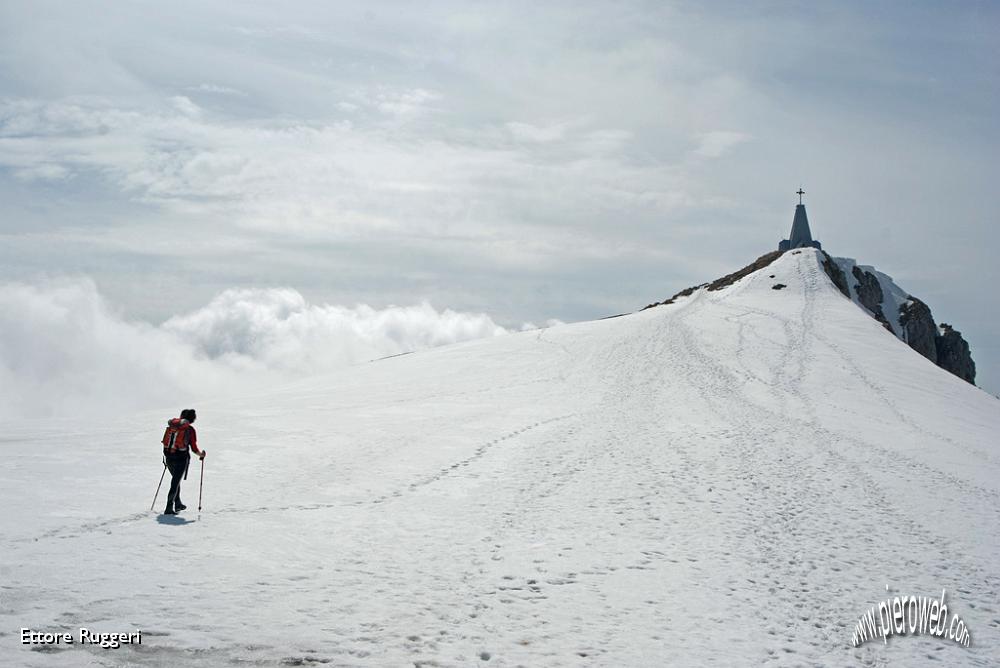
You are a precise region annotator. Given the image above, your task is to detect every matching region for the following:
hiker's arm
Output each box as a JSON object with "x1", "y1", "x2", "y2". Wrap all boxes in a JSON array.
[{"x1": 188, "y1": 428, "x2": 204, "y2": 457}]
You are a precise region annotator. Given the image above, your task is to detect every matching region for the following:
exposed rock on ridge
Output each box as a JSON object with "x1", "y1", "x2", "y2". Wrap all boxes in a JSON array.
[
  {"x1": 820, "y1": 252, "x2": 850, "y2": 299},
  {"x1": 936, "y1": 324, "x2": 977, "y2": 384},
  {"x1": 850, "y1": 266, "x2": 892, "y2": 332},
  {"x1": 642, "y1": 251, "x2": 782, "y2": 310},
  {"x1": 830, "y1": 256, "x2": 976, "y2": 386},
  {"x1": 898, "y1": 298, "x2": 937, "y2": 362}
]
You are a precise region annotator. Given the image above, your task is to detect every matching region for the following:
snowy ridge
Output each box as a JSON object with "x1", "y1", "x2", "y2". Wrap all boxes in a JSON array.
[
  {"x1": 830, "y1": 254, "x2": 976, "y2": 384},
  {"x1": 833, "y1": 257, "x2": 910, "y2": 338},
  {"x1": 2, "y1": 249, "x2": 999, "y2": 666}
]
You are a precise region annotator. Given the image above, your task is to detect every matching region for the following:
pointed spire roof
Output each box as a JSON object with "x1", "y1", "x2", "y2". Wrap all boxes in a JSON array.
[
  {"x1": 788, "y1": 204, "x2": 814, "y2": 248},
  {"x1": 778, "y1": 188, "x2": 821, "y2": 251}
]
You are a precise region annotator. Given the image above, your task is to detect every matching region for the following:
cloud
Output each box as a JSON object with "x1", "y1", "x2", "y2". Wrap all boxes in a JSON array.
[
  {"x1": 161, "y1": 288, "x2": 508, "y2": 372},
  {"x1": 170, "y1": 96, "x2": 202, "y2": 117},
  {"x1": 519, "y1": 319, "x2": 565, "y2": 331},
  {"x1": 0, "y1": 279, "x2": 517, "y2": 420},
  {"x1": 691, "y1": 131, "x2": 751, "y2": 158},
  {"x1": 334, "y1": 86, "x2": 443, "y2": 119},
  {"x1": 0, "y1": 96, "x2": 694, "y2": 250},
  {"x1": 190, "y1": 83, "x2": 247, "y2": 96},
  {"x1": 372, "y1": 87, "x2": 441, "y2": 117},
  {"x1": 13, "y1": 163, "x2": 71, "y2": 181},
  {"x1": 506, "y1": 121, "x2": 572, "y2": 143},
  {"x1": 0, "y1": 279, "x2": 212, "y2": 420}
]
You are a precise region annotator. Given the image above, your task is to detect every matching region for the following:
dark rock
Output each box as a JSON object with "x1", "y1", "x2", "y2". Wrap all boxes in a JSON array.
[
  {"x1": 936, "y1": 323, "x2": 977, "y2": 384},
  {"x1": 641, "y1": 283, "x2": 705, "y2": 310},
  {"x1": 706, "y1": 251, "x2": 783, "y2": 292},
  {"x1": 820, "y1": 252, "x2": 850, "y2": 298},
  {"x1": 898, "y1": 298, "x2": 937, "y2": 363},
  {"x1": 851, "y1": 266, "x2": 892, "y2": 331},
  {"x1": 772, "y1": 283, "x2": 787, "y2": 290},
  {"x1": 896, "y1": 300, "x2": 976, "y2": 385},
  {"x1": 642, "y1": 250, "x2": 782, "y2": 311}
]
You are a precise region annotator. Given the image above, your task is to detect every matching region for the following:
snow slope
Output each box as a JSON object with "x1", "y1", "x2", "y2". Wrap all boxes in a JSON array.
[{"x1": 2, "y1": 248, "x2": 999, "y2": 666}]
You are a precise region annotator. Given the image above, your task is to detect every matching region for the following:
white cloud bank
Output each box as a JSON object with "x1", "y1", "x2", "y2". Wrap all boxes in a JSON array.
[
  {"x1": 161, "y1": 288, "x2": 507, "y2": 372},
  {"x1": 0, "y1": 280, "x2": 519, "y2": 420}
]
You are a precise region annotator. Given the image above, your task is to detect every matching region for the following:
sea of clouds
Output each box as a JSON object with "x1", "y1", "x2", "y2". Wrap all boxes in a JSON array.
[{"x1": 0, "y1": 279, "x2": 541, "y2": 420}]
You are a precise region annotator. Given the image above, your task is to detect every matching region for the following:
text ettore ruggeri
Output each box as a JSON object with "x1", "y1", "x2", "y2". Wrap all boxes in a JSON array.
[{"x1": 21, "y1": 627, "x2": 142, "y2": 649}]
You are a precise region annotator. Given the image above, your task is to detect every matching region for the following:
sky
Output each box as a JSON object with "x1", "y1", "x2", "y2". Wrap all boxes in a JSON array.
[{"x1": 1, "y1": 0, "x2": 998, "y2": 415}]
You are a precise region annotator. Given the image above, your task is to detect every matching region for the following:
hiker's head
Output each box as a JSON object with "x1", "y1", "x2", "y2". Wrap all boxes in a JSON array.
[{"x1": 180, "y1": 408, "x2": 197, "y2": 423}]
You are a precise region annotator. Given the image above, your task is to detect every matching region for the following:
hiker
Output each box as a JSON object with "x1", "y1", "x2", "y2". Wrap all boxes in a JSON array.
[{"x1": 160, "y1": 408, "x2": 206, "y2": 515}]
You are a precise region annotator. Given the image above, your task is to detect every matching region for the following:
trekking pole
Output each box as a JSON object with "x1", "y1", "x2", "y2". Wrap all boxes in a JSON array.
[
  {"x1": 197, "y1": 457, "x2": 205, "y2": 516},
  {"x1": 150, "y1": 464, "x2": 167, "y2": 511}
]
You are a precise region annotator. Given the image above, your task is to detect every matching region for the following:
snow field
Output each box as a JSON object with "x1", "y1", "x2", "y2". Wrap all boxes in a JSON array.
[{"x1": 2, "y1": 249, "x2": 998, "y2": 666}]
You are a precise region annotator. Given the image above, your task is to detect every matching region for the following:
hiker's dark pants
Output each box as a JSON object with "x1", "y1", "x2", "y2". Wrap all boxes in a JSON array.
[{"x1": 164, "y1": 451, "x2": 190, "y2": 511}]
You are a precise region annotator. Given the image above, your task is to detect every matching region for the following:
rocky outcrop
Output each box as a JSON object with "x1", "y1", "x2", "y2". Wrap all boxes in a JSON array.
[
  {"x1": 850, "y1": 266, "x2": 892, "y2": 332},
  {"x1": 898, "y1": 298, "x2": 937, "y2": 362},
  {"x1": 832, "y1": 256, "x2": 977, "y2": 386},
  {"x1": 642, "y1": 251, "x2": 782, "y2": 310},
  {"x1": 642, "y1": 283, "x2": 705, "y2": 310},
  {"x1": 821, "y1": 252, "x2": 850, "y2": 298},
  {"x1": 706, "y1": 251, "x2": 783, "y2": 292},
  {"x1": 936, "y1": 324, "x2": 977, "y2": 384}
]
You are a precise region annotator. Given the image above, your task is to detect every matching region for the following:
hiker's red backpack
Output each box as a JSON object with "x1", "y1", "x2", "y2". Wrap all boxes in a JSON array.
[{"x1": 162, "y1": 418, "x2": 192, "y2": 453}]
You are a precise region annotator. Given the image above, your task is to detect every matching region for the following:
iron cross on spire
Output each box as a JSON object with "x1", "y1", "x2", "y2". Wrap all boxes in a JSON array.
[{"x1": 796, "y1": 188, "x2": 805, "y2": 205}]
